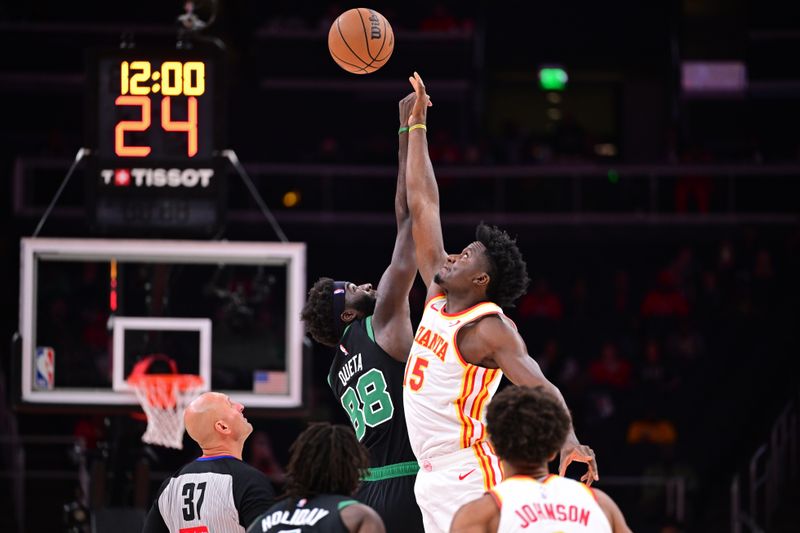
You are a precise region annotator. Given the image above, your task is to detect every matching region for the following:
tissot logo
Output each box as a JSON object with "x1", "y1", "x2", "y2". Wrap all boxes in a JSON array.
[{"x1": 100, "y1": 168, "x2": 214, "y2": 188}]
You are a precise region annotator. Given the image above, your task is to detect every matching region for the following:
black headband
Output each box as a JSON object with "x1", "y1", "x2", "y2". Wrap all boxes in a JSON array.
[{"x1": 332, "y1": 281, "x2": 348, "y2": 338}]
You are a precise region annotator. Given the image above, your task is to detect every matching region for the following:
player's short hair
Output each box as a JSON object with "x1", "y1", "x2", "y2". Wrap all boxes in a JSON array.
[
  {"x1": 487, "y1": 386, "x2": 571, "y2": 467},
  {"x1": 284, "y1": 422, "x2": 369, "y2": 501},
  {"x1": 475, "y1": 223, "x2": 530, "y2": 308},
  {"x1": 300, "y1": 277, "x2": 338, "y2": 347}
]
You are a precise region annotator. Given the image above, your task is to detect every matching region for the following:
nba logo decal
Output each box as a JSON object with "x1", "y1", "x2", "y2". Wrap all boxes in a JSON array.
[{"x1": 34, "y1": 346, "x2": 55, "y2": 390}]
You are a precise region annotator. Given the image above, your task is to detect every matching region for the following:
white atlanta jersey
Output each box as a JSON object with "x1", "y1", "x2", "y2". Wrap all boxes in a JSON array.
[
  {"x1": 490, "y1": 475, "x2": 611, "y2": 533},
  {"x1": 403, "y1": 295, "x2": 505, "y2": 462}
]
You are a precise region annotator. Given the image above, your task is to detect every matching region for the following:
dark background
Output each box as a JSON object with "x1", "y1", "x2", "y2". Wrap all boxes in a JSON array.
[{"x1": 1, "y1": 1, "x2": 799, "y2": 532}]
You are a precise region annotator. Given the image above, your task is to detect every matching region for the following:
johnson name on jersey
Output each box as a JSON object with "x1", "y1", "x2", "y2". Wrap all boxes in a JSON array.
[{"x1": 490, "y1": 475, "x2": 611, "y2": 533}]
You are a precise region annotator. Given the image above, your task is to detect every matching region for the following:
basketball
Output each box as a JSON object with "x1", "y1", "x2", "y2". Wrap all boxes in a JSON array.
[{"x1": 328, "y1": 8, "x2": 394, "y2": 74}]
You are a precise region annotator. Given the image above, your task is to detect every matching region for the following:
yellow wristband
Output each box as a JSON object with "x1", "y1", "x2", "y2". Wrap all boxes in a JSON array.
[{"x1": 409, "y1": 123, "x2": 427, "y2": 132}]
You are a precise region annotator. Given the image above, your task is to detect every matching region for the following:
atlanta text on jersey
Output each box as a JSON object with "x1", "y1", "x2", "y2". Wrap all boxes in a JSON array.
[{"x1": 413, "y1": 325, "x2": 449, "y2": 361}]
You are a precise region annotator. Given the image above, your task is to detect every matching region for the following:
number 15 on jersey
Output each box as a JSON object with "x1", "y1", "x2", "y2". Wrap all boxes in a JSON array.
[{"x1": 404, "y1": 357, "x2": 429, "y2": 392}]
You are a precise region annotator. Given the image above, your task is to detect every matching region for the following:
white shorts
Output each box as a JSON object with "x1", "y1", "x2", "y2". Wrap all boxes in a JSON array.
[{"x1": 414, "y1": 441, "x2": 504, "y2": 533}]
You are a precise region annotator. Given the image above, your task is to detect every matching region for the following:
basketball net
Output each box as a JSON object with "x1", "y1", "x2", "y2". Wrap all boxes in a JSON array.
[{"x1": 127, "y1": 355, "x2": 204, "y2": 450}]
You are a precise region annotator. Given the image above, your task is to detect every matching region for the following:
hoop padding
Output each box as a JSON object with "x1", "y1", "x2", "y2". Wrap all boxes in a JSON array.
[{"x1": 128, "y1": 374, "x2": 204, "y2": 449}]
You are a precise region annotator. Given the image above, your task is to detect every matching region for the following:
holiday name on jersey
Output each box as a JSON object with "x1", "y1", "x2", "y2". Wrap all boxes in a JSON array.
[
  {"x1": 338, "y1": 353, "x2": 363, "y2": 387},
  {"x1": 514, "y1": 502, "x2": 591, "y2": 528},
  {"x1": 258, "y1": 507, "x2": 330, "y2": 531},
  {"x1": 414, "y1": 325, "x2": 449, "y2": 361}
]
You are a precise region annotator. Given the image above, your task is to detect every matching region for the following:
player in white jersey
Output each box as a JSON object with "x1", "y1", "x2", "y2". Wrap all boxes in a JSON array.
[
  {"x1": 403, "y1": 72, "x2": 598, "y2": 533},
  {"x1": 451, "y1": 386, "x2": 630, "y2": 533}
]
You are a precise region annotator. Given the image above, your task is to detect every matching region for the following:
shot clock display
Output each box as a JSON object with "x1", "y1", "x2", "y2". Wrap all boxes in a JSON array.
[
  {"x1": 116, "y1": 60, "x2": 205, "y2": 157},
  {"x1": 90, "y1": 52, "x2": 222, "y2": 160},
  {"x1": 86, "y1": 48, "x2": 226, "y2": 235}
]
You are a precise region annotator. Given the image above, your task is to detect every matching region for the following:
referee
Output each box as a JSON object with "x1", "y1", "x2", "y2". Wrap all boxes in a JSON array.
[{"x1": 143, "y1": 392, "x2": 276, "y2": 533}]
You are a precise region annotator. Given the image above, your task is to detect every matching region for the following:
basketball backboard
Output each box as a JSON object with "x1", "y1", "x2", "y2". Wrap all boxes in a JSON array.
[{"x1": 18, "y1": 237, "x2": 305, "y2": 409}]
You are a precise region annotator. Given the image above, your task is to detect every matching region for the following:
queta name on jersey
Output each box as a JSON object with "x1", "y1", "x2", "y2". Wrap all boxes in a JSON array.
[
  {"x1": 259, "y1": 507, "x2": 330, "y2": 530},
  {"x1": 338, "y1": 352, "x2": 363, "y2": 386}
]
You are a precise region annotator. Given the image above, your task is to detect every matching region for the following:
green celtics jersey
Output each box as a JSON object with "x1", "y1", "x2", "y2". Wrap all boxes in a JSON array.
[{"x1": 328, "y1": 316, "x2": 417, "y2": 470}]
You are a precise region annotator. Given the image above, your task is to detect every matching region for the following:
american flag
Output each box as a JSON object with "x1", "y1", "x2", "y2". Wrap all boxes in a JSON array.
[{"x1": 253, "y1": 370, "x2": 288, "y2": 394}]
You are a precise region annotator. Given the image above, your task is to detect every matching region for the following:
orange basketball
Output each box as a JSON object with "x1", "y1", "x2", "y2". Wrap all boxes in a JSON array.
[{"x1": 328, "y1": 8, "x2": 394, "y2": 74}]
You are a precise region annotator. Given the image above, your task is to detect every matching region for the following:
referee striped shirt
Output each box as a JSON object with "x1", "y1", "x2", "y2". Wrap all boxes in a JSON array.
[{"x1": 143, "y1": 455, "x2": 276, "y2": 533}]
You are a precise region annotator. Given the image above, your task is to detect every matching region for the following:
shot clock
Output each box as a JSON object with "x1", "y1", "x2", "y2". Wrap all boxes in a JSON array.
[
  {"x1": 86, "y1": 48, "x2": 226, "y2": 235},
  {"x1": 115, "y1": 60, "x2": 205, "y2": 157}
]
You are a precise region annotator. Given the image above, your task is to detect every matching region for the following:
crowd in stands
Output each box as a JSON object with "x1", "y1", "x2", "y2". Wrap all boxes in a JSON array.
[{"x1": 494, "y1": 226, "x2": 796, "y2": 530}]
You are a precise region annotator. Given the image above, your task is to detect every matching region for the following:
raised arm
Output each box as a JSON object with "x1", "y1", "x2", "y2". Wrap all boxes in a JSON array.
[
  {"x1": 460, "y1": 317, "x2": 599, "y2": 485},
  {"x1": 371, "y1": 93, "x2": 419, "y2": 362},
  {"x1": 405, "y1": 72, "x2": 448, "y2": 289}
]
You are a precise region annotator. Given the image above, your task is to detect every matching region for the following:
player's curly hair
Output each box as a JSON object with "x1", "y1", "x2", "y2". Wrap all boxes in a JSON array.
[
  {"x1": 487, "y1": 386, "x2": 571, "y2": 467},
  {"x1": 300, "y1": 277, "x2": 338, "y2": 347},
  {"x1": 283, "y1": 422, "x2": 369, "y2": 501},
  {"x1": 475, "y1": 223, "x2": 530, "y2": 308}
]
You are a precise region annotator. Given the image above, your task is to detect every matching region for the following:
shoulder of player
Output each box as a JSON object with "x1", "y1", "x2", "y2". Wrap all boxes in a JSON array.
[
  {"x1": 474, "y1": 493, "x2": 500, "y2": 512},
  {"x1": 359, "y1": 314, "x2": 411, "y2": 364},
  {"x1": 589, "y1": 487, "x2": 630, "y2": 531},
  {"x1": 451, "y1": 494, "x2": 498, "y2": 531},
  {"x1": 176, "y1": 458, "x2": 223, "y2": 475},
  {"x1": 461, "y1": 313, "x2": 519, "y2": 345},
  {"x1": 455, "y1": 314, "x2": 521, "y2": 365},
  {"x1": 224, "y1": 456, "x2": 253, "y2": 469},
  {"x1": 228, "y1": 458, "x2": 270, "y2": 478},
  {"x1": 168, "y1": 458, "x2": 245, "y2": 487},
  {"x1": 183, "y1": 456, "x2": 249, "y2": 473},
  {"x1": 589, "y1": 486, "x2": 617, "y2": 510},
  {"x1": 339, "y1": 501, "x2": 384, "y2": 531},
  {"x1": 339, "y1": 501, "x2": 378, "y2": 515},
  {"x1": 151, "y1": 473, "x2": 173, "y2": 499}
]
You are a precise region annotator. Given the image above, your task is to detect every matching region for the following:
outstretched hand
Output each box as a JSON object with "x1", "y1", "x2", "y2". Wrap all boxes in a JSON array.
[
  {"x1": 407, "y1": 71, "x2": 432, "y2": 126},
  {"x1": 559, "y1": 444, "x2": 599, "y2": 486},
  {"x1": 399, "y1": 92, "x2": 416, "y2": 126}
]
